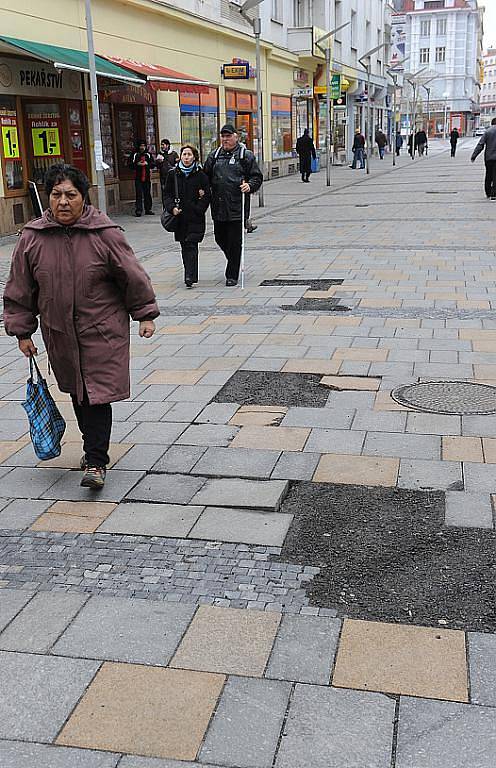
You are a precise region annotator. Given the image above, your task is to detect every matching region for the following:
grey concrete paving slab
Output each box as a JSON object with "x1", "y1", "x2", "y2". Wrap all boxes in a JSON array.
[
  {"x1": 304, "y1": 428, "x2": 365, "y2": 454},
  {"x1": 0, "y1": 592, "x2": 88, "y2": 653},
  {"x1": 0, "y1": 421, "x2": 29, "y2": 441},
  {"x1": 53, "y1": 596, "x2": 196, "y2": 665},
  {"x1": 0, "y1": 741, "x2": 119, "y2": 768},
  {"x1": 124, "y1": 421, "x2": 187, "y2": 445},
  {"x1": 275, "y1": 684, "x2": 395, "y2": 768},
  {"x1": 363, "y1": 432, "x2": 441, "y2": 460},
  {"x1": 130, "y1": 402, "x2": 174, "y2": 422},
  {"x1": 0, "y1": 499, "x2": 52, "y2": 529},
  {"x1": 200, "y1": 676, "x2": 292, "y2": 768},
  {"x1": 325, "y1": 391, "x2": 376, "y2": 410},
  {"x1": 126, "y1": 473, "x2": 206, "y2": 504},
  {"x1": 192, "y1": 447, "x2": 281, "y2": 479},
  {"x1": 395, "y1": 697, "x2": 496, "y2": 768},
  {"x1": 98, "y1": 502, "x2": 203, "y2": 537},
  {"x1": 281, "y1": 407, "x2": 355, "y2": 429},
  {"x1": 41, "y1": 470, "x2": 145, "y2": 503},
  {"x1": 152, "y1": 445, "x2": 207, "y2": 473},
  {"x1": 119, "y1": 758, "x2": 222, "y2": 768},
  {"x1": 352, "y1": 411, "x2": 407, "y2": 433},
  {"x1": 189, "y1": 507, "x2": 293, "y2": 546},
  {"x1": 462, "y1": 415, "x2": 496, "y2": 438},
  {"x1": 266, "y1": 614, "x2": 341, "y2": 684},
  {"x1": 0, "y1": 589, "x2": 34, "y2": 632},
  {"x1": 195, "y1": 403, "x2": 240, "y2": 424},
  {"x1": 397, "y1": 459, "x2": 463, "y2": 491},
  {"x1": 406, "y1": 413, "x2": 462, "y2": 436},
  {"x1": 191, "y1": 478, "x2": 288, "y2": 511},
  {"x1": 445, "y1": 493, "x2": 494, "y2": 528},
  {"x1": 468, "y1": 632, "x2": 496, "y2": 707},
  {"x1": 175, "y1": 424, "x2": 239, "y2": 447},
  {"x1": 0, "y1": 650, "x2": 100, "y2": 741},
  {"x1": 0, "y1": 468, "x2": 67, "y2": 499},
  {"x1": 463, "y1": 463, "x2": 496, "y2": 494},
  {"x1": 133, "y1": 384, "x2": 178, "y2": 401},
  {"x1": 112, "y1": 444, "x2": 168, "y2": 471},
  {"x1": 271, "y1": 451, "x2": 321, "y2": 480},
  {"x1": 161, "y1": 402, "x2": 207, "y2": 422}
]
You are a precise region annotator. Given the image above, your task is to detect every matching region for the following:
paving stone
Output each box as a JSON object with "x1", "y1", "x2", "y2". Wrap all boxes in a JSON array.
[
  {"x1": 189, "y1": 507, "x2": 293, "y2": 546},
  {"x1": 304, "y1": 428, "x2": 365, "y2": 454},
  {"x1": 0, "y1": 741, "x2": 119, "y2": 768},
  {"x1": 126, "y1": 473, "x2": 206, "y2": 504},
  {"x1": 113, "y1": 444, "x2": 168, "y2": 470},
  {"x1": 395, "y1": 697, "x2": 496, "y2": 768},
  {"x1": 281, "y1": 407, "x2": 355, "y2": 429},
  {"x1": 320, "y1": 375, "x2": 381, "y2": 391},
  {"x1": 170, "y1": 605, "x2": 280, "y2": 676},
  {"x1": 352, "y1": 411, "x2": 407, "y2": 433},
  {"x1": 124, "y1": 422, "x2": 187, "y2": 445},
  {"x1": 463, "y1": 463, "x2": 496, "y2": 494},
  {"x1": 152, "y1": 445, "x2": 207, "y2": 473},
  {"x1": 200, "y1": 676, "x2": 291, "y2": 768},
  {"x1": 57, "y1": 663, "x2": 224, "y2": 761},
  {"x1": 195, "y1": 403, "x2": 240, "y2": 424},
  {"x1": 468, "y1": 632, "x2": 496, "y2": 707},
  {"x1": 271, "y1": 451, "x2": 321, "y2": 480},
  {"x1": 230, "y1": 406, "x2": 288, "y2": 427},
  {"x1": 30, "y1": 501, "x2": 116, "y2": 533},
  {"x1": 161, "y1": 402, "x2": 207, "y2": 422},
  {"x1": 120, "y1": 759, "x2": 221, "y2": 768},
  {"x1": 131, "y1": 402, "x2": 174, "y2": 422},
  {"x1": 363, "y1": 432, "x2": 441, "y2": 460},
  {"x1": 40, "y1": 470, "x2": 144, "y2": 503},
  {"x1": 442, "y1": 436, "x2": 484, "y2": 463},
  {"x1": 0, "y1": 592, "x2": 87, "y2": 653},
  {"x1": 0, "y1": 589, "x2": 34, "y2": 632},
  {"x1": 230, "y1": 426, "x2": 310, "y2": 452},
  {"x1": 397, "y1": 459, "x2": 463, "y2": 491},
  {"x1": 192, "y1": 447, "x2": 281, "y2": 478},
  {"x1": 0, "y1": 499, "x2": 52, "y2": 529},
  {"x1": 0, "y1": 467, "x2": 67, "y2": 498},
  {"x1": 191, "y1": 478, "x2": 288, "y2": 511},
  {"x1": 313, "y1": 453, "x2": 399, "y2": 487},
  {"x1": 53, "y1": 596, "x2": 196, "y2": 665},
  {"x1": 332, "y1": 619, "x2": 468, "y2": 702},
  {"x1": 98, "y1": 503, "x2": 203, "y2": 538},
  {"x1": 462, "y1": 415, "x2": 496, "y2": 438},
  {"x1": 406, "y1": 412, "x2": 462, "y2": 436},
  {"x1": 266, "y1": 614, "x2": 341, "y2": 684},
  {"x1": 275, "y1": 684, "x2": 395, "y2": 768},
  {"x1": 445, "y1": 493, "x2": 493, "y2": 528},
  {"x1": 176, "y1": 424, "x2": 239, "y2": 447},
  {"x1": 0, "y1": 650, "x2": 100, "y2": 741},
  {"x1": 39, "y1": 442, "x2": 132, "y2": 470}
]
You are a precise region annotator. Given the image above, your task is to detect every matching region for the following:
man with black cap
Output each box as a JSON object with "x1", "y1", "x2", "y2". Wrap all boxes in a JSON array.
[{"x1": 204, "y1": 124, "x2": 263, "y2": 286}]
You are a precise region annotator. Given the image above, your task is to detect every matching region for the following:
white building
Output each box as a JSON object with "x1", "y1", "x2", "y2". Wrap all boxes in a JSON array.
[{"x1": 481, "y1": 47, "x2": 496, "y2": 126}]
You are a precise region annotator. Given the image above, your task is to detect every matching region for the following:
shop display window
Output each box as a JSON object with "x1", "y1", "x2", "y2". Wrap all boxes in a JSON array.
[
  {"x1": 180, "y1": 88, "x2": 219, "y2": 161},
  {"x1": 271, "y1": 95, "x2": 292, "y2": 158},
  {"x1": 25, "y1": 102, "x2": 65, "y2": 184},
  {"x1": 0, "y1": 96, "x2": 24, "y2": 191},
  {"x1": 99, "y1": 102, "x2": 115, "y2": 178}
]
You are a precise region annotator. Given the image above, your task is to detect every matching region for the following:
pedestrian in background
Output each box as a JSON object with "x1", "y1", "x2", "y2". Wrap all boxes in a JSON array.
[
  {"x1": 156, "y1": 138, "x2": 179, "y2": 208},
  {"x1": 350, "y1": 129, "x2": 366, "y2": 169},
  {"x1": 296, "y1": 128, "x2": 316, "y2": 182},
  {"x1": 395, "y1": 131, "x2": 404, "y2": 156},
  {"x1": 450, "y1": 128, "x2": 459, "y2": 158},
  {"x1": 471, "y1": 118, "x2": 496, "y2": 200},
  {"x1": 129, "y1": 139, "x2": 155, "y2": 217},
  {"x1": 415, "y1": 128, "x2": 428, "y2": 156},
  {"x1": 3, "y1": 164, "x2": 159, "y2": 489},
  {"x1": 163, "y1": 144, "x2": 210, "y2": 288},
  {"x1": 204, "y1": 124, "x2": 263, "y2": 286},
  {"x1": 375, "y1": 128, "x2": 387, "y2": 160}
]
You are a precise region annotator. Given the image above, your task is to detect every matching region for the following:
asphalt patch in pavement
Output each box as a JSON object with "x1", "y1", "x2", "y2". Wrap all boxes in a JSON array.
[
  {"x1": 277, "y1": 481, "x2": 496, "y2": 633},
  {"x1": 280, "y1": 297, "x2": 351, "y2": 312},
  {"x1": 212, "y1": 371, "x2": 331, "y2": 408},
  {"x1": 260, "y1": 279, "x2": 343, "y2": 290}
]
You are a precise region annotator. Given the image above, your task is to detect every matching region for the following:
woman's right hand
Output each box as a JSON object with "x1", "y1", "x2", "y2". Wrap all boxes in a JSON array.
[
  {"x1": 173, "y1": 207, "x2": 182, "y2": 216},
  {"x1": 18, "y1": 338, "x2": 38, "y2": 357}
]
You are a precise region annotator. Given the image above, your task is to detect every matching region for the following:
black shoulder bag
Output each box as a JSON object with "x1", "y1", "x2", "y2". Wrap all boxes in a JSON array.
[{"x1": 160, "y1": 172, "x2": 180, "y2": 232}]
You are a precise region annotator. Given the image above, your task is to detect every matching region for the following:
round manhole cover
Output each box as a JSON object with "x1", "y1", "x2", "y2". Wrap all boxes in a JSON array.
[{"x1": 391, "y1": 381, "x2": 496, "y2": 415}]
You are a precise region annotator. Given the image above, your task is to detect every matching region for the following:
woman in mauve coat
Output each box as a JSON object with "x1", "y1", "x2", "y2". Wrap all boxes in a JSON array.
[{"x1": 3, "y1": 163, "x2": 159, "y2": 490}]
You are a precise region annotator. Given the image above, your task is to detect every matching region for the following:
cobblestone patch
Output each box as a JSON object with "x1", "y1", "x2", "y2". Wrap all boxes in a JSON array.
[
  {"x1": 260, "y1": 279, "x2": 344, "y2": 289},
  {"x1": 212, "y1": 371, "x2": 331, "y2": 408}
]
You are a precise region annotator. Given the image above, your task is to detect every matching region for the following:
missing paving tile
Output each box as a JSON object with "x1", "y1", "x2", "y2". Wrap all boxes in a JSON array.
[
  {"x1": 280, "y1": 297, "x2": 351, "y2": 312},
  {"x1": 260, "y1": 279, "x2": 344, "y2": 290},
  {"x1": 212, "y1": 371, "x2": 331, "y2": 408}
]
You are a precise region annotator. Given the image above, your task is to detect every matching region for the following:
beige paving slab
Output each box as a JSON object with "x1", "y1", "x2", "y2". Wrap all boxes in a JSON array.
[
  {"x1": 442, "y1": 436, "x2": 484, "y2": 463},
  {"x1": 313, "y1": 454, "x2": 399, "y2": 487},
  {"x1": 332, "y1": 348, "x2": 389, "y2": 362},
  {"x1": 217, "y1": 298, "x2": 249, "y2": 306},
  {"x1": 359, "y1": 299, "x2": 402, "y2": 309},
  {"x1": 30, "y1": 501, "x2": 116, "y2": 533},
  {"x1": 474, "y1": 365, "x2": 496, "y2": 379},
  {"x1": 57, "y1": 662, "x2": 224, "y2": 760},
  {"x1": 230, "y1": 425, "x2": 310, "y2": 452},
  {"x1": 37, "y1": 442, "x2": 133, "y2": 469},
  {"x1": 229, "y1": 405, "x2": 288, "y2": 427},
  {"x1": 142, "y1": 370, "x2": 204, "y2": 385},
  {"x1": 459, "y1": 329, "x2": 496, "y2": 341},
  {"x1": 170, "y1": 605, "x2": 280, "y2": 677},
  {"x1": 320, "y1": 375, "x2": 381, "y2": 391},
  {"x1": 282, "y1": 359, "x2": 341, "y2": 375},
  {"x1": 205, "y1": 314, "x2": 251, "y2": 325},
  {"x1": 0, "y1": 438, "x2": 29, "y2": 463},
  {"x1": 160, "y1": 324, "x2": 206, "y2": 335},
  {"x1": 374, "y1": 391, "x2": 412, "y2": 412},
  {"x1": 457, "y1": 300, "x2": 490, "y2": 310},
  {"x1": 332, "y1": 619, "x2": 468, "y2": 702},
  {"x1": 482, "y1": 438, "x2": 496, "y2": 464},
  {"x1": 472, "y1": 340, "x2": 496, "y2": 353},
  {"x1": 199, "y1": 357, "x2": 247, "y2": 370}
]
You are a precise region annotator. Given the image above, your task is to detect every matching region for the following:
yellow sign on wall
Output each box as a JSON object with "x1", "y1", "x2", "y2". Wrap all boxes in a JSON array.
[
  {"x1": 1, "y1": 125, "x2": 20, "y2": 158},
  {"x1": 31, "y1": 126, "x2": 61, "y2": 157}
]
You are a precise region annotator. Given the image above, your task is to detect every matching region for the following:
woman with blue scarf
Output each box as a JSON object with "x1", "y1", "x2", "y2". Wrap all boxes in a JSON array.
[{"x1": 163, "y1": 144, "x2": 210, "y2": 288}]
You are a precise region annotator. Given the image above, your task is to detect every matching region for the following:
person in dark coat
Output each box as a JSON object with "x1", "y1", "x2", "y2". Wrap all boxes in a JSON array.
[
  {"x1": 295, "y1": 128, "x2": 316, "y2": 182},
  {"x1": 471, "y1": 117, "x2": 496, "y2": 200},
  {"x1": 375, "y1": 128, "x2": 387, "y2": 159},
  {"x1": 203, "y1": 124, "x2": 263, "y2": 286},
  {"x1": 129, "y1": 139, "x2": 155, "y2": 217},
  {"x1": 3, "y1": 164, "x2": 159, "y2": 490},
  {"x1": 395, "y1": 131, "x2": 404, "y2": 156},
  {"x1": 350, "y1": 130, "x2": 366, "y2": 169},
  {"x1": 415, "y1": 128, "x2": 428, "y2": 156},
  {"x1": 450, "y1": 128, "x2": 459, "y2": 157},
  {"x1": 156, "y1": 138, "x2": 179, "y2": 208},
  {"x1": 163, "y1": 144, "x2": 210, "y2": 288}
]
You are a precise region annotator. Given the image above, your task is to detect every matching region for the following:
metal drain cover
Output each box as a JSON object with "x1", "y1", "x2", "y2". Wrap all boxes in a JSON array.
[{"x1": 392, "y1": 381, "x2": 496, "y2": 415}]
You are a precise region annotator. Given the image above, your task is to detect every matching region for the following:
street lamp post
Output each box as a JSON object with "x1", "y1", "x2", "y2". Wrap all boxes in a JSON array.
[
  {"x1": 315, "y1": 21, "x2": 351, "y2": 187},
  {"x1": 239, "y1": 0, "x2": 265, "y2": 207},
  {"x1": 405, "y1": 67, "x2": 428, "y2": 159},
  {"x1": 85, "y1": 0, "x2": 106, "y2": 213},
  {"x1": 359, "y1": 42, "x2": 389, "y2": 175},
  {"x1": 386, "y1": 57, "x2": 409, "y2": 168},
  {"x1": 443, "y1": 92, "x2": 449, "y2": 140}
]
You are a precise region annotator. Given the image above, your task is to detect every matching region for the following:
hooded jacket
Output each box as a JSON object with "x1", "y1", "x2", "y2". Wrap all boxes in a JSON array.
[
  {"x1": 472, "y1": 126, "x2": 496, "y2": 163},
  {"x1": 3, "y1": 205, "x2": 159, "y2": 405}
]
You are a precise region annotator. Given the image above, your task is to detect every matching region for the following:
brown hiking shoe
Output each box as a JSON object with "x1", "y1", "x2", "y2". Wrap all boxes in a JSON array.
[{"x1": 80, "y1": 466, "x2": 106, "y2": 489}]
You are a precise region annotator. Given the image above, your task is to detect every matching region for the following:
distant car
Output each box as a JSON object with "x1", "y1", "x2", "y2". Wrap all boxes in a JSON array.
[{"x1": 474, "y1": 127, "x2": 486, "y2": 136}]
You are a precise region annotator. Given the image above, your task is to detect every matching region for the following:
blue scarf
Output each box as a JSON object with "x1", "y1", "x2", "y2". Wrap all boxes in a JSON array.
[{"x1": 179, "y1": 160, "x2": 196, "y2": 175}]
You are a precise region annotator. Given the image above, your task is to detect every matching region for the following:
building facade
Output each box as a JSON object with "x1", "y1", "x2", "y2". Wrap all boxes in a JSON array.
[
  {"x1": 393, "y1": 0, "x2": 483, "y2": 137},
  {"x1": 481, "y1": 47, "x2": 496, "y2": 126}
]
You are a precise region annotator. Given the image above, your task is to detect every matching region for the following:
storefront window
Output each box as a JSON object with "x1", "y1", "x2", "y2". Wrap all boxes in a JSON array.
[
  {"x1": 25, "y1": 102, "x2": 65, "y2": 184},
  {"x1": 99, "y1": 102, "x2": 115, "y2": 178},
  {"x1": 180, "y1": 88, "x2": 219, "y2": 161},
  {"x1": 295, "y1": 99, "x2": 311, "y2": 137},
  {"x1": 68, "y1": 100, "x2": 87, "y2": 176},
  {"x1": 144, "y1": 105, "x2": 157, "y2": 156},
  {"x1": 271, "y1": 95, "x2": 292, "y2": 159},
  {"x1": 0, "y1": 96, "x2": 24, "y2": 190},
  {"x1": 225, "y1": 91, "x2": 257, "y2": 151}
]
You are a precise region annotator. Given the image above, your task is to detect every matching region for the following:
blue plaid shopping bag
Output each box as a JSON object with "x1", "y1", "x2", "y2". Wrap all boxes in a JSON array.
[{"x1": 22, "y1": 356, "x2": 66, "y2": 460}]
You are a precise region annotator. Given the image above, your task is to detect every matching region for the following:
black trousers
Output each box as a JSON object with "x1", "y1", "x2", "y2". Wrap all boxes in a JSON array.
[
  {"x1": 451, "y1": 143, "x2": 457, "y2": 157},
  {"x1": 180, "y1": 241, "x2": 199, "y2": 283},
  {"x1": 485, "y1": 160, "x2": 496, "y2": 198},
  {"x1": 135, "y1": 179, "x2": 152, "y2": 214},
  {"x1": 214, "y1": 220, "x2": 243, "y2": 281},
  {"x1": 71, "y1": 392, "x2": 112, "y2": 468}
]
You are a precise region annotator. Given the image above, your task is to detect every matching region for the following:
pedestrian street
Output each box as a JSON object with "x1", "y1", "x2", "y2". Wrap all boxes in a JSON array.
[{"x1": 1, "y1": 139, "x2": 496, "y2": 766}]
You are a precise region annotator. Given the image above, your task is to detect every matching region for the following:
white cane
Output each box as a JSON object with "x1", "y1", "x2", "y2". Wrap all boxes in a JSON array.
[{"x1": 241, "y1": 188, "x2": 246, "y2": 290}]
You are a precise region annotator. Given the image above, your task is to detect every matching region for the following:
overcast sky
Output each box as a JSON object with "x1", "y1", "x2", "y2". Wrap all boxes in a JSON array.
[{"x1": 484, "y1": 2, "x2": 496, "y2": 49}]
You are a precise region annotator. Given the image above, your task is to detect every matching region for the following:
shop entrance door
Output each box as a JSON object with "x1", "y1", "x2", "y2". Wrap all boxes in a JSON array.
[
  {"x1": 115, "y1": 104, "x2": 144, "y2": 179},
  {"x1": 236, "y1": 112, "x2": 253, "y2": 150}
]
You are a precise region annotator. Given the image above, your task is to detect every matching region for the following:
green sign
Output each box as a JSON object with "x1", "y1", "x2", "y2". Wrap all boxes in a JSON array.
[{"x1": 331, "y1": 74, "x2": 341, "y2": 99}]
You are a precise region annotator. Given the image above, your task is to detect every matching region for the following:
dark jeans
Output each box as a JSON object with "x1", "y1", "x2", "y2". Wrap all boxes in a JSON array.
[
  {"x1": 351, "y1": 148, "x2": 365, "y2": 169},
  {"x1": 214, "y1": 220, "x2": 243, "y2": 281},
  {"x1": 71, "y1": 392, "x2": 112, "y2": 468},
  {"x1": 135, "y1": 179, "x2": 152, "y2": 214},
  {"x1": 485, "y1": 160, "x2": 496, "y2": 198},
  {"x1": 451, "y1": 143, "x2": 457, "y2": 157},
  {"x1": 180, "y1": 241, "x2": 199, "y2": 283},
  {"x1": 378, "y1": 146, "x2": 385, "y2": 159}
]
